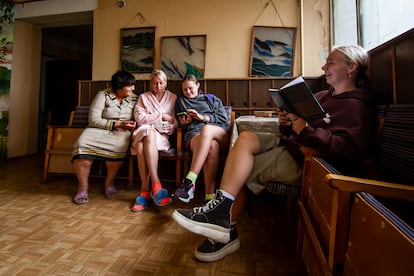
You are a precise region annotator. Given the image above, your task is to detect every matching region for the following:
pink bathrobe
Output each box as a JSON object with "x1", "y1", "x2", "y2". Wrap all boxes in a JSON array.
[{"x1": 130, "y1": 90, "x2": 177, "y2": 154}]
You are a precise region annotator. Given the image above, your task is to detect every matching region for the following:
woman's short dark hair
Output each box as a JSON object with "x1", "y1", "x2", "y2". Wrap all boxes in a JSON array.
[
  {"x1": 182, "y1": 74, "x2": 199, "y2": 84},
  {"x1": 110, "y1": 70, "x2": 136, "y2": 91}
]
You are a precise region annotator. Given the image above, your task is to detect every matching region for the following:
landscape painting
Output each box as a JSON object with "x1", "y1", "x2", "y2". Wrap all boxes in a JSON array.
[
  {"x1": 161, "y1": 35, "x2": 206, "y2": 80},
  {"x1": 250, "y1": 26, "x2": 296, "y2": 77},
  {"x1": 120, "y1": 27, "x2": 155, "y2": 73}
]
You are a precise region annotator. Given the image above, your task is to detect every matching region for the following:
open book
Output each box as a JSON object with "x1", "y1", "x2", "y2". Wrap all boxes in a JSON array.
[{"x1": 268, "y1": 76, "x2": 327, "y2": 120}]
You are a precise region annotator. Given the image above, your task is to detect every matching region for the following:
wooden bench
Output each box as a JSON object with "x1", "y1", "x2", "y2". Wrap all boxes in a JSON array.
[
  {"x1": 43, "y1": 105, "x2": 182, "y2": 187},
  {"x1": 328, "y1": 178, "x2": 414, "y2": 275},
  {"x1": 43, "y1": 106, "x2": 131, "y2": 183},
  {"x1": 43, "y1": 106, "x2": 89, "y2": 182},
  {"x1": 44, "y1": 105, "x2": 235, "y2": 189},
  {"x1": 296, "y1": 104, "x2": 414, "y2": 275}
]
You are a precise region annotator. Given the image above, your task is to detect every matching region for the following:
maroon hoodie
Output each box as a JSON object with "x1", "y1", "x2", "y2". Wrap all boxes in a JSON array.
[{"x1": 280, "y1": 87, "x2": 374, "y2": 175}]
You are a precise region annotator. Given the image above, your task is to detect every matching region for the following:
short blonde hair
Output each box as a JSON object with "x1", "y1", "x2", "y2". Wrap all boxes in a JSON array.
[
  {"x1": 150, "y1": 69, "x2": 168, "y2": 84},
  {"x1": 333, "y1": 45, "x2": 370, "y2": 88}
]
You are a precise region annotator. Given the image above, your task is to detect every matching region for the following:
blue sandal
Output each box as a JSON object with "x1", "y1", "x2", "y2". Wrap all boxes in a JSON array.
[
  {"x1": 131, "y1": 195, "x2": 149, "y2": 212},
  {"x1": 151, "y1": 188, "x2": 172, "y2": 207}
]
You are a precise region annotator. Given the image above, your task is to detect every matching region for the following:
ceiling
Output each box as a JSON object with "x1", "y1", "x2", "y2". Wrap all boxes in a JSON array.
[
  {"x1": 17, "y1": 11, "x2": 93, "y2": 28},
  {"x1": 12, "y1": 0, "x2": 48, "y2": 3},
  {"x1": 12, "y1": 0, "x2": 93, "y2": 28}
]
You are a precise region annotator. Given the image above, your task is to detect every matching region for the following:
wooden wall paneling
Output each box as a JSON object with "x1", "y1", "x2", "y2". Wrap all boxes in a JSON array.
[
  {"x1": 204, "y1": 80, "x2": 227, "y2": 105},
  {"x1": 134, "y1": 80, "x2": 147, "y2": 95},
  {"x1": 250, "y1": 79, "x2": 273, "y2": 110},
  {"x1": 395, "y1": 33, "x2": 414, "y2": 104},
  {"x1": 228, "y1": 80, "x2": 249, "y2": 116},
  {"x1": 77, "y1": 77, "x2": 325, "y2": 116},
  {"x1": 167, "y1": 80, "x2": 182, "y2": 96},
  {"x1": 370, "y1": 48, "x2": 393, "y2": 105}
]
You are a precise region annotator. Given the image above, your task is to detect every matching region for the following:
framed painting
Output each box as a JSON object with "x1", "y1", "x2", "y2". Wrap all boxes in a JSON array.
[
  {"x1": 249, "y1": 26, "x2": 296, "y2": 77},
  {"x1": 120, "y1": 27, "x2": 155, "y2": 73},
  {"x1": 161, "y1": 35, "x2": 206, "y2": 80}
]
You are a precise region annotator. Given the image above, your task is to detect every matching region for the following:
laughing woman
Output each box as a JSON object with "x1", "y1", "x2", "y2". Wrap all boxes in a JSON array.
[{"x1": 172, "y1": 45, "x2": 374, "y2": 262}]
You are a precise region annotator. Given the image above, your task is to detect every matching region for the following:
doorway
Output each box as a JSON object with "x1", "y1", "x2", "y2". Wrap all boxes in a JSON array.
[{"x1": 39, "y1": 24, "x2": 93, "y2": 151}]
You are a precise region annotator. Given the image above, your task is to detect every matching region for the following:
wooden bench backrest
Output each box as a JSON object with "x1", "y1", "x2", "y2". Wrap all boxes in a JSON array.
[
  {"x1": 377, "y1": 104, "x2": 414, "y2": 184},
  {"x1": 69, "y1": 106, "x2": 89, "y2": 128},
  {"x1": 343, "y1": 192, "x2": 414, "y2": 275}
]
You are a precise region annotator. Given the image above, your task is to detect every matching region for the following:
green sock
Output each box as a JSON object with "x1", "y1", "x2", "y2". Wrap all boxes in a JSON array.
[
  {"x1": 186, "y1": 171, "x2": 198, "y2": 184},
  {"x1": 205, "y1": 193, "x2": 215, "y2": 201}
]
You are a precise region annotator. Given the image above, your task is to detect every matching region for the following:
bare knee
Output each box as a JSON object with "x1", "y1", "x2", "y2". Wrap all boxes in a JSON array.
[
  {"x1": 234, "y1": 131, "x2": 260, "y2": 153},
  {"x1": 74, "y1": 158, "x2": 93, "y2": 169},
  {"x1": 144, "y1": 129, "x2": 157, "y2": 144},
  {"x1": 199, "y1": 125, "x2": 214, "y2": 138}
]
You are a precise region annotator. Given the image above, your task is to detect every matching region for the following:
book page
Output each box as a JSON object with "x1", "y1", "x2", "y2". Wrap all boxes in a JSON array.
[
  {"x1": 280, "y1": 76, "x2": 305, "y2": 90},
  {"x1": 269, "y1": 76, "x2": 326, "y2": 120}
]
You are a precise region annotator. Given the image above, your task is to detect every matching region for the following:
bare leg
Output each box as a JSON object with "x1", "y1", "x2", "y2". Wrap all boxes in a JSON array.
[
  {"x1": 220, "y1": 131, "x2": 261, "y2": 197},
  {"x1": 231, "y1": 187, "x2": 247, "y2": 222},
  {"x1": 202, "y1": 140, "x2": 220, "y2": 195},
  {"x1": 105, "y1": 160, "x2": 124, "y2": 198},
  {"x1": 172, "y1": 132, "x2": 261, "y2": 244},
  {"x1": 189, "y1": 125, "x2": 228, "y2": 174},
  {"x1": 73, "y1": 158, "x2": 93, "y2": 195},
  {"x1": 136, "y1": 141, "x2": 150, "y2": 192},
  {"x1": 142, "y1": 129, "x2": 161, "y2": 184},
  {"x1": 134, "y1": 129, "x2": 170, "y2": 208}
]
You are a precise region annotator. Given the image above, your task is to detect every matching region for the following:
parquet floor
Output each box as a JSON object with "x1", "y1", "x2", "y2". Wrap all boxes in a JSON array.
[{"x1": 0, "y1": 154, "x2": 306, "y2": 276}]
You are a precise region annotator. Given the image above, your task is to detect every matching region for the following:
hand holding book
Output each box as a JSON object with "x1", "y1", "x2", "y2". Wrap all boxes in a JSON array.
[
  {"x1": 277, "y1": 109, "x2": 309, "y2": 134},
  {"x1": 268, "y1": 76, "x2": 328, "y2": 121}
]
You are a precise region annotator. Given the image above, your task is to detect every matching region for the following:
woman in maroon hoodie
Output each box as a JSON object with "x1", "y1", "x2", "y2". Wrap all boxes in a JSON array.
[{"x1": 172, "y1": 45, "x2": 374, "y2": 262}]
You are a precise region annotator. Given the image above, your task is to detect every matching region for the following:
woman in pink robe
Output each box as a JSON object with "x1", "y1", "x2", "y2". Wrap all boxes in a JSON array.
[{"x1": 130, "y1": 70, "x2": 177, "y2": 212}]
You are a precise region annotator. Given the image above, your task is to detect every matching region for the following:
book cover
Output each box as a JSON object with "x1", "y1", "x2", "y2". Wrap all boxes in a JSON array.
[{"x1": 268, "y1": 76, "x2": 326, "y2": 120}]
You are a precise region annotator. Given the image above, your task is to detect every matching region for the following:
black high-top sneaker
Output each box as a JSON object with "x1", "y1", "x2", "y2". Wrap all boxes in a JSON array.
[
  {"x1": 194, "y1": 225, "x2": 240, "y2": 262},
  {"x1": 172, "y1": 190, "x2": 233, "y2": 243}
]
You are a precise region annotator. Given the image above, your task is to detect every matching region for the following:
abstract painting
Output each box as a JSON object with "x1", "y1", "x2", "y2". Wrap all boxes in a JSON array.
[
  {"x1": 120, "y1": 27, "x2": 155, "y2": 73},
  {"x1": 250, "y1": 26, "x2": 296, "y2": 77},
  {"x1": 161, "y1": 35, "x2": 206, "y2": 80}
]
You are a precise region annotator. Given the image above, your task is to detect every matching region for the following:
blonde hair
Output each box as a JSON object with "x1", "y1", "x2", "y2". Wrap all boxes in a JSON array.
[
  {"x1": 333, "y1": 45, "x2": 370, "y2": 88},
  {"x1": 150, "y1": 69, "x2": 168, "y2": 84}
]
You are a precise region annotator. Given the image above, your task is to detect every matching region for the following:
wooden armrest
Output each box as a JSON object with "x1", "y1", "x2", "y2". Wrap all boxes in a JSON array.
[
  {"x1": 326, "y1": 174, "x2": 414, "y2": 202},
  {"x1": 176, "y1": 128, "x2": 183, "y2": 152},
  {"x1": 300, "y1": 146, "x2": 319, "y2": 158}
]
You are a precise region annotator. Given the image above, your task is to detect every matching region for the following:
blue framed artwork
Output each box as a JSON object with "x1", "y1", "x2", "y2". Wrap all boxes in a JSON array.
[
  {"x1": 161, "y1": 35, "x2": 206, "y2": 80},
  {"x1": 120, "y1": 27, "x2": 155, "y2": 73},
  {"x1": 250, "y1": 26, "x2": 296, "y2": 77}
]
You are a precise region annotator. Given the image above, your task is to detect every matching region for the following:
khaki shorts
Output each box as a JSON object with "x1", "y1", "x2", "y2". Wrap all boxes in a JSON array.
[{"x1": 246, "y1": 132, "x2": 302, "y2": 194}]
